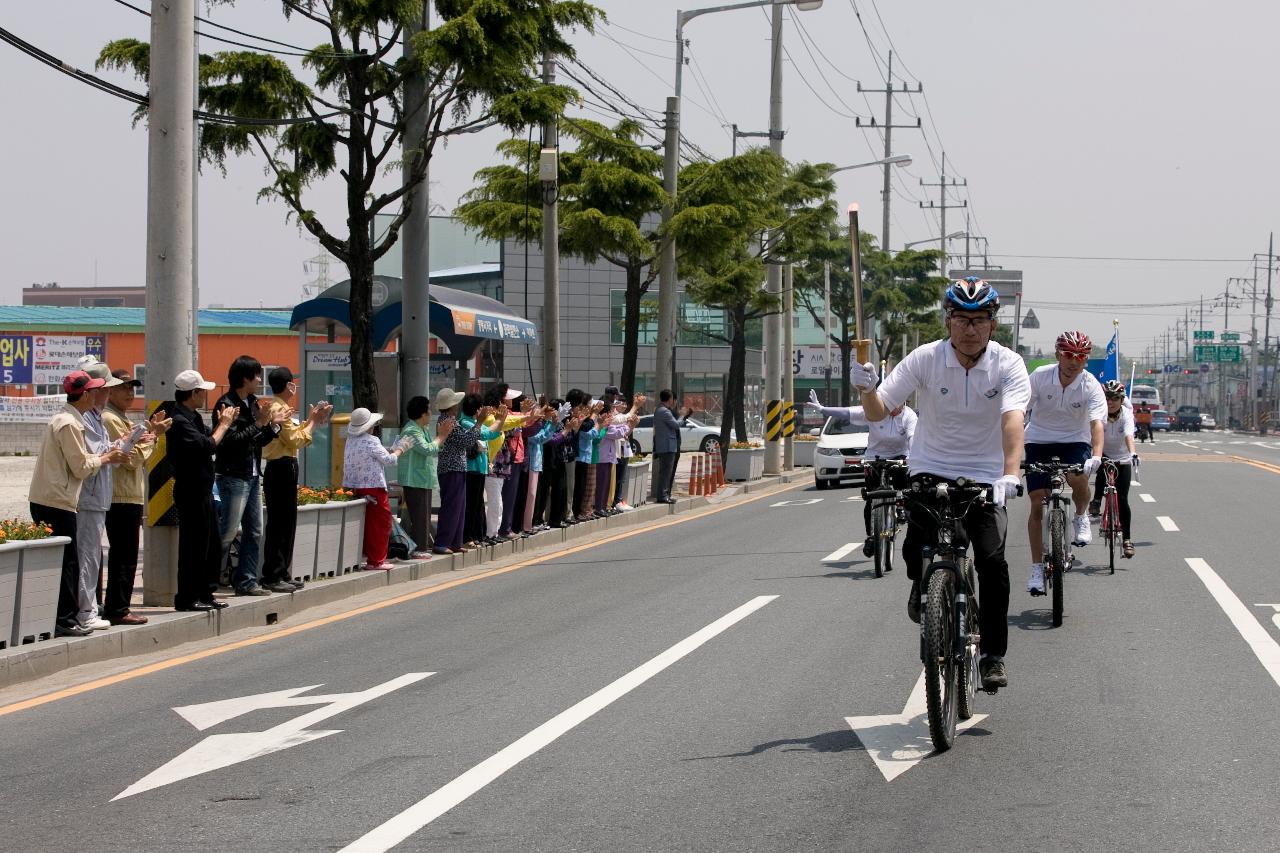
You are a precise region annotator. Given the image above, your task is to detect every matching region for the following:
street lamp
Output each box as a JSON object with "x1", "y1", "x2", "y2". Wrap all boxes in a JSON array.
[
  {"x1": 903, "y1": 230, "x2": 964, "y2": 251},
  {"x1": 829, "y1": 154, "x2": 912, "y2": 174},
  {"x1": 656, "y1": 0, "x2": 824, "y2": 405}
]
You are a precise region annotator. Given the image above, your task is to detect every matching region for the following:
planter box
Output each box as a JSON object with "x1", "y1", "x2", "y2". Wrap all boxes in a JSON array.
[
  {"x1": 0, "y1": 543, "x2": 20, "y2": 650},
  {"x1": 626, "y1": 460, "x2": 651, "y2": 507},
  {"x1": 12, "y1": 536, "x2": 71, "y2": 646},
  {"x1": 339, "y1": 500, "x2": 367, "y2": 572},
  {"x1": 724, "y1": 447, "x2": 765, "y2": 481},
  {"x1": 290, "y1": 503, "x2": 324, "y2": 583},
  {"x1": 314, "y1": 502, "x2": 345, "y2": 578},
  {"x1": 792, "y1": 440, "x2": 817, "y2": 468}
]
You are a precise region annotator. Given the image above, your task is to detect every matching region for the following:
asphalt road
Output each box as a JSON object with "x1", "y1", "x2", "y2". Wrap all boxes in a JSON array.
[{"x1": 1, "y1": 443, "x2": 1278, "y2": 852}]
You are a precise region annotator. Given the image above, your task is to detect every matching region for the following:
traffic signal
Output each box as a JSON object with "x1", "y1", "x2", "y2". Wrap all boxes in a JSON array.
[
  {"x1": 1145, "y1": 369, "x2": 1156, "y2": 374},
  {"x1": 1183, "y1": 369, "x2": 1194, "y2": 375}
]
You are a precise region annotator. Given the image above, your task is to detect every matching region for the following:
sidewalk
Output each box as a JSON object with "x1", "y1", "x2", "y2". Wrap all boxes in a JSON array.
[{"x1": 0, "y1": 464, "x2": 810, "y2": 690}]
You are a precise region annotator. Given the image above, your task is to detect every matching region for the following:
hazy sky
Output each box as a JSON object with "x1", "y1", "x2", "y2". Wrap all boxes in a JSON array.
[{"x1": 4, "y1": 0, "x2": 1279, "y2": 362}]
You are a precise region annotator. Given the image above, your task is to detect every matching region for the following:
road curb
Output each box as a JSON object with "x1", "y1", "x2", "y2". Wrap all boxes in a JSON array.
[{"x1": 0, "y1": 477, "x2": 810, "y2": 690}]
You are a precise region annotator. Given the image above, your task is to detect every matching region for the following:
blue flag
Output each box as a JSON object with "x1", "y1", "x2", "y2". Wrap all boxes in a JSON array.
[{"x1": 1091, "y1": 332, "x2": 1118, "y2": 383}]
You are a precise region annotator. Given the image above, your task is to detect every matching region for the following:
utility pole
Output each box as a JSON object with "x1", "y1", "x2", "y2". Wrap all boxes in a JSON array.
[
  {"x1": 540, "y1": 53, "x2": 561, "y2": 398},
  {"x1": 763, "y1": 2, "x2": 785, "y2": 476},
  {"x1": 854, "y1": 51, "x2": 921, "y2": 253},
  {"x1": 401, "y1": 2, "x2": 432, "y2": 405},
  {"x1": 142, "y1": 0, "x2": 195, "y2": 606},
  {"x1": 823, "y1": 259, "x2": 832, "y2": 402},
  {"x1": 1264, "y1": 233, "x2": 1275, "y2": 433},
  {"x1": 731, "y1": 123, "x2": 771, "y2": 157},
  {"x1": 783, "y1": 263, "x2": 795, "y2": 471},
  {"x1": 919, "y1": 151, "x2": 967, "y2": 275},
  {"x1": 657, "y1": 92, "x2": 679, "y2": 399}
]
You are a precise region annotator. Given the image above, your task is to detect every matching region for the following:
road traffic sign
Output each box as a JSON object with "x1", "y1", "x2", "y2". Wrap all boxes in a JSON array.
[
  {"x1": 1200, "y1": 362, "x2": 1211, "y2": 374},
  {"x1": 1193, "y1": 330, "x2": 1215, "y2": 341},
  {"x1": 1193, "y1": 344, "x2": 1218, "y2": 362},
  {"x1": 1221, "y1": 332, "x2": 1241, "y2": 342},
  {"x1": 1220, "y1": 344, "x2": 1242, "y2": 363},
  {"x1": 1164, "y1": 363, "x2": 1182, "y2": 374}
]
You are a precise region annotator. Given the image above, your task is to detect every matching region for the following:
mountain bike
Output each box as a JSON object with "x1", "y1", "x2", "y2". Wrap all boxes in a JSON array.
[
  {"x1": 861, "y1": 457, "x2": 909, "y2": 578},
  {"x1": 1023, "y1": 458, "x2": 1084, "y2": 627},
  {"x1": 1098, "y1": 460, "x2": 1121, "y2": 574},
  {"x1": 903, "y1": 475, "x2": 1017, "y2": 751}
]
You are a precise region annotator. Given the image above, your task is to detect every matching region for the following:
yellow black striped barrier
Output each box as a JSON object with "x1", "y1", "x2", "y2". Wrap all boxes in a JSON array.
[
  {"x1": 146, "y1": 400, "x2": 177, "y2": 527},
  {"x1": 765, "y1": 399, "x2": 783, "y2": 441},
  {"x1": 782, "y1": 401, "x2": 795, "y2": 437}
]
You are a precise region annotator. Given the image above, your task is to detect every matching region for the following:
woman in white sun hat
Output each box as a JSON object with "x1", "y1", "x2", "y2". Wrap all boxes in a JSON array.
[{"x1": 342, "y1": 407, "x2": 408, "y2": 570}]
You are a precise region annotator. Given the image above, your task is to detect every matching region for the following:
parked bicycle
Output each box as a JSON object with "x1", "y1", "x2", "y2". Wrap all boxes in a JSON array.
[
  {"x1": 861, "y1": 457, "x2": 909, "y2": 578},
  {"x1": 902, "y1": 475, "x2": 1018, "y2": 751},
  {"x1": 1022, "y1": 458, "x2": 1084, "y2": 627}
]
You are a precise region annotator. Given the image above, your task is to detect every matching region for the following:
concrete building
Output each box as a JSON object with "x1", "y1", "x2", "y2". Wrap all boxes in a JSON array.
[{"x1": 22, "y1": 283, "x2": 147, "y2": 308}]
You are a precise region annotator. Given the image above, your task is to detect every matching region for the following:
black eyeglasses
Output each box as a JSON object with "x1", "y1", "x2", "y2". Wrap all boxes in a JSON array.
[{"x1": 951, "y1": 315, "x2": 992, "y2": 330}]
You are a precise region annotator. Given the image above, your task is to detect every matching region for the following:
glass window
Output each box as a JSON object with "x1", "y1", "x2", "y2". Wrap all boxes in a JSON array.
[
  {"x1": 608, "y1": 291, "x2": 752, "y2": 346},
  {"x1": 822, "y1": 417, "x2": 869, "y2": 436}
]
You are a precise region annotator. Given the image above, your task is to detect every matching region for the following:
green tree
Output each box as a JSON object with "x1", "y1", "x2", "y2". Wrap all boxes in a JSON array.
[
  {"x1": 99, "y1": 0, "x2": 598, "y2": 408},
  {"x1": 678, "y1": 151, "x2": 834, "y2": 454}
]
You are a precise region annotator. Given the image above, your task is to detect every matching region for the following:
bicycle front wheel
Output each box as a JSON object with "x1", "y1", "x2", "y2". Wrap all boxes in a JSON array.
[
  {"x1": 874, "y1": 502, "x2": 894, "y2": 577},
  {"x1": 923, "y1": 569, "x2": 958, "y2": 751},
  {"x1": 1049, "y1": 509, "x2": 1066, "y2": 627},
  {"x1": 1106, "y1": 491, "x2": 1119, "y2": 574}
]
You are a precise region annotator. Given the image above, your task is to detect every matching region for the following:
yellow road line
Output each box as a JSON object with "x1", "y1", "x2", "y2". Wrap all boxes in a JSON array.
[
  {"x1": 1230, "y1": 455, "x2": 1280, "y2": 476},
  {"x1": 0, "y1": 481, "x2": 805, "y2": 718}
]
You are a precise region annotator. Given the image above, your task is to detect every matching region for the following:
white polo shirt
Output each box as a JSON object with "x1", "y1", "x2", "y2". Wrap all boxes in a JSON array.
[
  {"x1": 877, "y1": 339, "x2": 1031, "y2": 483},
  {"x1": 816, "y1": 404, "x2": 917, "y2": 459},
  {"x1": 1024, "y1": 364, "x2": 1107, "y2": 445},
  {"x1": 1101, "y1": 406, "x2": 1135, "y2": 463}
]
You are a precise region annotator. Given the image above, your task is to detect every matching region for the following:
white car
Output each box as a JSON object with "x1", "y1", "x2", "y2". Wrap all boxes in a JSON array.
[
  {"x1": 812, "y1": 417, "x2": 870, "y2": 490},
  {"x1": 629, "y1": 415, "x2": 724, "y2": 455}
]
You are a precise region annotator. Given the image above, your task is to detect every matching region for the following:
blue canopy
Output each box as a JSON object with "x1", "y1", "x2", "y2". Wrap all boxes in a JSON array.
[{"x1": 289, "y1": 268, "x2": 535, "y2": 361}]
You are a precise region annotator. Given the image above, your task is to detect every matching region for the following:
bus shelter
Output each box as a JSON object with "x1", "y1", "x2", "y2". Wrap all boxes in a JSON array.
[{"x1": 289, "y1": 269, "x2": 537, "y2": 486}]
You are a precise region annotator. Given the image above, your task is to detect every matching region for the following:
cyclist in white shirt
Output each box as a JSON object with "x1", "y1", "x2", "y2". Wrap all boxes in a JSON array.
[
  {"x1": 804, "y1": 388, "x2": 917, "y2": 557},
  {"x1": 850, "y1": 277, "x2": 1030, "y2": 690},
  {"x1": 1023, "y1": 330, "x2": 1107, "y2": 596},
  {"x1": 1088, "y1": 379, "x2": 1138, "y2": 559}
]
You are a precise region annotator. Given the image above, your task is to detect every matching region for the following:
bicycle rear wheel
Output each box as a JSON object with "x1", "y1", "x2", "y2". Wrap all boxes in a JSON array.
[
  {"x1": 874, "y1": 503, "x2": 894, "y2": 577},
  {"x1": 923, "y1": 569, "x2": 958, "y2": 751},
  {"x1": 1049, "y1": 509, "x2": 1065, "y2": 627},
  {"x1": 1105, "y1": 490, "x2": 1119, "y2": 574}
]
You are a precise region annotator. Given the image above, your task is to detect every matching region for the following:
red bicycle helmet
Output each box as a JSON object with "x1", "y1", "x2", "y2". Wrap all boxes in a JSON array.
[{"x1": 1055, "y1": 330, "x2": 1092, "y2": 359}]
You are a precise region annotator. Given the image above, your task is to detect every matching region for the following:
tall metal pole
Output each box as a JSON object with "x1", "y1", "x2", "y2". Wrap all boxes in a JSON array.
[
  {"x1": 142, "y1": 0, "x2": 195, "y2": 606},
  {"x1": 763, "y1": 1, "x2": 784, "y2": 475},
  {"x1": 939, "y1": 151, "x2": 948, "y2": 273},
  {"x1": 881, "y1": 50, "x2": 893, "y2": 252},
  {"x1": 541, "y1": 53, "x2": 562, "y2": 398},
  {"x1": 401, "y1": 3, "x2": 432, "y2": 403},
  {"x1": 783, "y1": 263, "x2": 795, "y2": 470},
  {"x1": 657, "y1": 91, "x2": 679, "y2": 395},
  {"x1": 1265, "y1": 233, "x2": 1274, "y2": 433},
  {"x1": 823, "y1": 259, "x2": 832, "y2": 401}
]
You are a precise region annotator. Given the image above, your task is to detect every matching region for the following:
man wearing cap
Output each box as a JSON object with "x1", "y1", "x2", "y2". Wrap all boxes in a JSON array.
[
  {"x1": 102, "y1": 368, "x2": 170, "y2": 625},
  {"x1": 72, "y1": 362, "x2": 133, "y2": 631},
  {"x1": 260, "y1": 367, "x2": 331, "y2": 591},
  {"x1": 28, "y1": 372, "x2": 128, "y2": 637},
  {"x1": 166, "y1": 370, "x2": 236, "y2": 611},
  {"x1": 213, "y1": 355, "x2": 288, "y2": 597}
]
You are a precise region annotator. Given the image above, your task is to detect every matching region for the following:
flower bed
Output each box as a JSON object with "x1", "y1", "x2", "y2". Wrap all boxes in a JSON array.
[{"x1": 724, "y1": 445, "x2": 765, "y2": 481}]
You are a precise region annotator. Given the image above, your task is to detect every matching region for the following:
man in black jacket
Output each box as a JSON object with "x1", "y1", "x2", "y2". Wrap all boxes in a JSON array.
[
  {"x1": 166, "y1": 370, "x2": 235, "y2": 611},
  {"x1": 213, "y1": 355, "x2": 287, "y2": 596}
]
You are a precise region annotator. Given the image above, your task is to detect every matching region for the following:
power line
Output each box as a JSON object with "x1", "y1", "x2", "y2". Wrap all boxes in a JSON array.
[
  {"x1": 785, "y1": 10, "x2": 867, "y2": 120},
  {"x1": 109, "y1": 0, "x2": 358, "y2": 59},
  {"x1": 598, "y1": 28, "x2": 673, "y2": 62},
  {"x1": 602, "y1": 21, "x2": 675, "y2": 44}
]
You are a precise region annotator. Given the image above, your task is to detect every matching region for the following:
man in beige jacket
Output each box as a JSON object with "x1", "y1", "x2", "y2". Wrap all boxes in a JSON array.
[
  {"x1": 102, "y1": 368, "x2": 170, "y2": 625},
  {"x1": 29, "y1": 371, "x2": 127, "y2": 638}
]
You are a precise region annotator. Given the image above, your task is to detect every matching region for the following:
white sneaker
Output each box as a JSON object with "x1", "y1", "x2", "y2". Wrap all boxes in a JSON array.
[
  {"x1": 1027, "y1": 563, "x2": 1046, "y2": 595},
  {"x1": 80, "y1": 617, "x2": 111, "y2": 631},
  {"x1": 1073, "y1": 514, "x2": 1092, "y2": 546}
]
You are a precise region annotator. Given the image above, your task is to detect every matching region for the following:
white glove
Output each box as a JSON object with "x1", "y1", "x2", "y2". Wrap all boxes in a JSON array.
[
  {"x1": 1083, "y1": 456, "x2": 1102, "y2": 477},
  {"x1": 805, "y1": 389, "x2": 822, "y2": 409},
  {"x1": 991, "y1": 474, "x2": 1022, "y2": 507},
  {"x1": 849, "y1": 361, "x2": 879, "y2": 392}
]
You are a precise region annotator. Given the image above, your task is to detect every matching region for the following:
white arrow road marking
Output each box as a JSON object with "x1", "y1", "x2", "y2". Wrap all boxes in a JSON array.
[
  {"x1": 845, "y1": 669, "x2": 987, "y2": 783},
  {"x1": 1214, "y1": 450, "x2": 1226, "y2": 455},
  {"x1": 1186, "y1": 560, "x2": 1280, "y2": 689},
  {"x1": 771, "y1": 498, "x2": 824, "y2": 507},
  {"x1": 822, "y1": 543, "x2": 860, "y2": 563},
  {"x1": 1139, "y1": 493, "x2": 1156, "y2": 503},
  {"x1": 339, "y1": 596, "x2": 778, "y2": 853},
  {"x1": 114, "y1": 672, "x2": 432, "y2": 801},
  {"x1": 841, "y1": 495, "x2": 864, "y2": 502},
  {"x1": 1255, "y1": 603, "x2": 1280, "y2": 635},
  {"x1": 1157, "y1": 516, "x2": 1179, "y2": 531}
]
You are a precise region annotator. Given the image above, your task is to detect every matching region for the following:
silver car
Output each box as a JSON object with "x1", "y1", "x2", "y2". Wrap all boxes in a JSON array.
[{"x1": 629, "y1": 415, "x2": 724, "y2": 455}]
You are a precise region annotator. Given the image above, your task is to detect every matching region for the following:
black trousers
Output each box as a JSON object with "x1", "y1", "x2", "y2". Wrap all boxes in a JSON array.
[
  {"x1": 464, "y1": 472, "x2": 487, "y2": 543},
  {"x1": 862, "y1": 458, "x2": 909, "y2": 536},
  {"x1": 1092, "y1": 461, "x2": 1133, "y2": 539},
  {"x1": 29, "y1": 503, "x2": 80, "y2": 629},
  {"x1": 402, "y1": 486, "x2": 433, "y2": 551},
  {"x1": 262, "y1": 457, "x2": 298, "y2": 584},
  {"x1": 546, "y1": 460, "x2": 568, "y2": 526},
  {"x1": 103, "y1": 502, "x2": 143, "y2": 619},
  {"x1": 902, "y1": 497, "x2": 1010, "y2": 659},
  {"x1": 653, "y1": 452, "x2": 679, "y2": 501},
  {"x1": 573, "y1": 459, "x2": 590, "y2": 515},
  {"x1": 175, "y1": 487, "x2": 222, "y2": 608},
  {"x1": 509, "y1": 466, "x2": 529, "y2": 534}
]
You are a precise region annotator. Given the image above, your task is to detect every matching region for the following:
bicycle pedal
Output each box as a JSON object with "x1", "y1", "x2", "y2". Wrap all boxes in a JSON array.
[{"x1": 1029, "y1": 588, "x2": 1046, "y2": 597}]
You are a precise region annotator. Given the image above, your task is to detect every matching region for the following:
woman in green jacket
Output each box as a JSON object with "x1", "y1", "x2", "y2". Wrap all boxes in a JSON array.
[{"x1": 397, "y1": 395, "x2": 440, "y2": 558}]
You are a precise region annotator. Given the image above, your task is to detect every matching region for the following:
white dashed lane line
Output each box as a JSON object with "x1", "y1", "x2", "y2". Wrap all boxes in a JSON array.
[
  {"x1": 822, "y1": 543, "x2": 860, "y2": 563},
  {"x1": 1157, "y1": 516, "x2": 1179, "y2": 532},
  {"x1": 1140, "y1": 493, "x2": 1156, "y2": 503}
]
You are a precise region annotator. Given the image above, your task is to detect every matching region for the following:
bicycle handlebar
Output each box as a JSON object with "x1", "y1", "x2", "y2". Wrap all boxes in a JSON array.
[
  {"x1": 864, "y1": 488, "x2": 899, "y2": 500},
  {"x1": 1021, "y1": 461, "x2": 1085, "y2": 475}
]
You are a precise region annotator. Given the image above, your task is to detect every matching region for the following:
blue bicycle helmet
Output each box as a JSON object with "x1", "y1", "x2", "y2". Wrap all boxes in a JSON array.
[{"x1": 943, "y1": 276, "x2": 1000, "y2": 314}]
